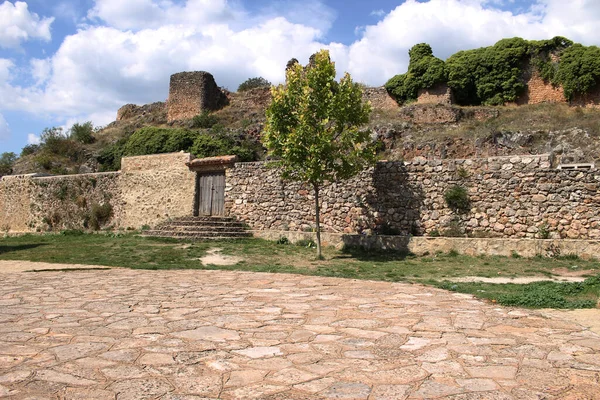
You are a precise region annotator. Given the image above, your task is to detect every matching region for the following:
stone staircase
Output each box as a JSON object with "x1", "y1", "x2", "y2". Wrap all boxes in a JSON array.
[{"x1": 142, "y1": 216, "x2": 252, "y2": 240}]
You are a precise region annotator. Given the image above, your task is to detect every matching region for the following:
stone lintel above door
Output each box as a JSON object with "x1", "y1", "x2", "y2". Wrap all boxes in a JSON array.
[{"x1": 186, "y1": 155, "x2": 238, "y2": 173}]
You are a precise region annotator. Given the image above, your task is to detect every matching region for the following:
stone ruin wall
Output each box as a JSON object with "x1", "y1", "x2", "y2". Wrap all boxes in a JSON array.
[
  {"x1": 416, "y1": 83, "x2": 453, "y2": 105},
  {"x1": 226, "y1": 154, "x2": 600, "y2": 240},
  {"x1": 167, "y1": 71, "x2": 228, "y2": 122},
  {"x1": 362, "y1": 87, "x2": 399, "y2": 112},
  {"x1": 0, "y1": 153, "x2": 195, "y2": 233}
]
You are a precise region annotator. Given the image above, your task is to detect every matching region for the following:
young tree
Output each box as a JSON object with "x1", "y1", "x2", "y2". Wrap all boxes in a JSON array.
[{"x1": 263, "y1": 50, "x2": 375, "y2": 259}]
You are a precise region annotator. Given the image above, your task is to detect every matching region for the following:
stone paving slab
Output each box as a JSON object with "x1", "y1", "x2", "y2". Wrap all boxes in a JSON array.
[{"x1": 0, "y1": 266, "x2": 599, "y2": 399}]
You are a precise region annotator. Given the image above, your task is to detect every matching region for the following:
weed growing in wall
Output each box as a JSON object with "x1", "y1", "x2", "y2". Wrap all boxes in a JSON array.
[{"x1": 444, "y1": 185, "x2": 470, "y2": 214}]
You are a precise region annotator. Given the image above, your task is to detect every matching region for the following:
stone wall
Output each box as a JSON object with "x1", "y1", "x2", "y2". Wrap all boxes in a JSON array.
[
  {"x1": 251, "y1": 230, "x2": 600, "y2": 260},
  {"x1": 517, "y1": 70, "x2": 566, "y2": 105},
  {"x1": 118, "y1": 152, "x2": 196, "y2": 229},
  {"x1": 226, "y1": 154, "x2": 600, "y2": 240},
  {"x1": 0, "y1": 172, "x2": 120, "y2": 232},
  {"x1": 0, "y1": 153, "x2": 196, "y2": 232},
  {"x1": 417, "y1": 83, "x2": 454, "y2": 105},
  {"x1": 167, "y1": 71, "x2": 228, "y2": 122},
  {"x1": 362, "y1": 87, "x2": 400, "y2": 111}
]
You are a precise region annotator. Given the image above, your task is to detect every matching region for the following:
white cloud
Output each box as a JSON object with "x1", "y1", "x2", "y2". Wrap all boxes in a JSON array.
[
  {"x1": 0, "y1": 58, "x2": 13, "y2": 82},
  {"x1": 2, "y1": 0, "x2": 600, "y2": 139},
  {"x1": 0, "y1": 18, "x2": 328, "y2": 118},
  {"x1": 0, "y1": 1, "x2": 54, "y2": 49},
  {"x1": 345, "y1": 0, "x2": 600, "y2": 85},
  {"x1": 87, "y1": 0, "x2": 235, "y2": 31},
  {"x1": 27, "y1": 133, "x2": 40, "y2": 145},
  {"x1": 0, "y1": 113, "x2": 9, "y2": 141},
  {"x1": 370, "y1": 9, "x2": 386, "y2": 17},
  {"x1": 30, "y1": 58, "x2": 52, "y2": 86}
]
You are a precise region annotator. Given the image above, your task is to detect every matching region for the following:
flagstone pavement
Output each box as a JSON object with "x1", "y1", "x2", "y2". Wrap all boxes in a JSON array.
[{"x1": 0, "y1": 264, "x2": 599, "y2": 399}]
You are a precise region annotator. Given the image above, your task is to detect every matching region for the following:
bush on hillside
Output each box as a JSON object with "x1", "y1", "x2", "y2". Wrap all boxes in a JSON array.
[
  {"x1": 121, "y1": 127, "x2": 172, "y2": 156},
  {"x1": 385, "y1": 43, "x2": 447, "y2": 104},
  {"x1": 191, "y1": 111, "x2": 219, "y2": 129},
  {"x1": 237, "y1": 77, "x2": 272, "y2": 92},
  {"x1": 21, "y1": 144, "x2": 40, "y2": 157},
  {"x1": 0, "y1": 152, "x2": 17, "y2": 175},
  {"x1": 385, "y1": 36, "x2": 594, "y2": 106},
  {"x1": 555, "y1": 44, "x2": 600, "y2": 100},
  {"x1": 69, "y1": 121, "x2": 95, "y2": 144},
  {"x1": 96, "y1": 126, "x2": 263, "y2": 171}
]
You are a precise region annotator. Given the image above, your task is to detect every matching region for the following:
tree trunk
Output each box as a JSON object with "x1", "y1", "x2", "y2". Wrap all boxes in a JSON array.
[{"x1": 313, "y1": 183, "x2": 323, "y2": 260}]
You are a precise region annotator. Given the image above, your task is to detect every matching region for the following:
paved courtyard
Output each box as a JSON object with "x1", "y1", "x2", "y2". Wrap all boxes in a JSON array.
[{"x1": 0, "y1": 262, "x2": 599, "y2": 399}]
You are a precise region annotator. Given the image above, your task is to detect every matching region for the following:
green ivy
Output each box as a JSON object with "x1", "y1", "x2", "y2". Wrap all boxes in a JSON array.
[
  {"x1": 385, "y1": 43, "x2": 447, "y2": 104},
  {"x1": 386, "y1": 36, "x2": 600, "y2": 106}
]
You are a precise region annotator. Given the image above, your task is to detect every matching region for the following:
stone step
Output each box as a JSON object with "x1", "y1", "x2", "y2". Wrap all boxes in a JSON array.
[
  {"x1": 174, "y1": 216, "x2": 238, "y2": 222},
  {"x1": 155, "y1": 225, "x2": 246, "y2": 233},
  {"x1": 158, "y1": 220, "x2": 247, "y2": 228},
  {"x1": 142, "y1": 230, "x2": 252, "y2": 240},
  {"x1": 144, "y1": 230, "x2": 252, "y2": 238}
]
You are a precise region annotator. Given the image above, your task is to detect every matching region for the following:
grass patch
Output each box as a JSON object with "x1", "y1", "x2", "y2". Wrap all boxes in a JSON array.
[
  {"x1": 434, "y1": 276, "x2": 600, "y2": 309},
  {"x1": 1, "y1": 233, "x2": 599, "y2": 308}
]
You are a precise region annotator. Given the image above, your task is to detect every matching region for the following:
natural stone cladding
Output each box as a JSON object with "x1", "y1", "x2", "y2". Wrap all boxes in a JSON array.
[
  {"x1": 226, "y1": 154, "x2": 600, "y2": 240},
  {"x1": 167, "y1": 71, "x2": 228, "y2": 122}
]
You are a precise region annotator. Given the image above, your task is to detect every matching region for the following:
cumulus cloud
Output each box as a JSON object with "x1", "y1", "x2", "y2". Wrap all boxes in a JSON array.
[
  {"x1": 0, "y1": 1, "x2": 54, "y2": 49},
  {"x1": 27, "y1": 133, "x2": 40, "y2": 145},
  {"x1": 0, "y1": 113, "x2": 9, "y2": 141},
  {"x1": 0, "y1": 18, "x2": 328, "y2": 119},
  {"x1": 345, "y1": 0, "x2": 600, "y2": 85},
  {"x1": 3, "y1": 0, "x2": 600, "y2": 135},
  {"x1": 87, "y1": 0, "x2": 236, "y2": 31}
]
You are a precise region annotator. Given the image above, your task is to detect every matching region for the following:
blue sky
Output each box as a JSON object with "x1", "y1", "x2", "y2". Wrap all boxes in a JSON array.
[{"x1": 1, "y1": 0, "x2": 600, "y2": 155}]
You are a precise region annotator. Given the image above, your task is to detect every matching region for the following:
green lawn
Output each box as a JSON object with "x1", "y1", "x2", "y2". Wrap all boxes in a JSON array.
[{"x1": 1, "y1": 232, "x2": 599, "y2": 309}]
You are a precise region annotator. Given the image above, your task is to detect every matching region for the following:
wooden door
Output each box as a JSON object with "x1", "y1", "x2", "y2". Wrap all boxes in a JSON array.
[{"x1": 197, "y1": 172, "x2": 225, "y2": 216}]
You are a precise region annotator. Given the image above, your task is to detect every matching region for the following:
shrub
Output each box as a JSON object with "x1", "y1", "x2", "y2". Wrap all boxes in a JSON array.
[
  {"x1": 191, "y1": 111, "x2": 219, "y2": 129},
  {"x1": 385, "y1": 43, "x2": 447, "y2": 104},
  {"x1": 554, "y1": 44, "x2": 600, "y2": 100},
  {"x1": 89, "y1": 203, "x2": 112, "y2": 230},
  {"x1": 97, "y1": 138, "x2": 127, "y2": 171},
  {"x1": 0, "y1": 152, "x2": 17, "y2": 175},
  {"x1": 238, "y1": 77, "x2": 272, "y2": 92},
  {"x1": 162, "y1": 129, "x2": 200, "y2": 153},
  {"x1": 444, "y1": 185, "x2": 471, "y2": 214},
  {"x1": 69, "y1": 121, "x2": 95, "y2": 144},
  {"x1": 122, "y1": 127, "x2": 171, "y2": 156},
  {"x1": 20, "y1": 144, "x2": 40, "y2": 157},
  {"x1": 538, "y1": 222, "x2": 551, "y2": 239},
  {"x1": 276, "y1": 236, "x2": 290, "y2": 245}
]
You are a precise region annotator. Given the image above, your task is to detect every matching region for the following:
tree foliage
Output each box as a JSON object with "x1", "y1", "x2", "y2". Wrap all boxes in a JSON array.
[
  {"x1": 385, "y1": 43, "x2": 447, "y2": 104},
  {"x1": 69, "y1": 121, "x2": 95, "y2": 144},
  {"x1": 385, "y1": 36, "x2": 599, "y2": 106},
  {"x1": 238, "y1": 77, "x2": 272, "y2": 92},
  {"x1": 97, "y1": 126, "x2": 262, "y2": 171},
  {"x1": 263, "y1": 49, "x2": 375, "y2": 258},
  {"x1": 555, "y1": 44, "x2": 600, "y2": 100},
  {"x1": 0, "y1": 152, "x2": 17, "y2": 175}
]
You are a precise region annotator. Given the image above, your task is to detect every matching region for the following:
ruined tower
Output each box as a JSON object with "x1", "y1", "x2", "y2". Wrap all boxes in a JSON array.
[{"x1": 167, "y1": 71, "x2": 228, "y2": 122}]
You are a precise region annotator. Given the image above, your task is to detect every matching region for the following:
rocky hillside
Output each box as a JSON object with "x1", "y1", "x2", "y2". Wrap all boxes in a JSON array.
[{"x1": 10, "y1": 87, "x2": 600, "y2": 176}]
